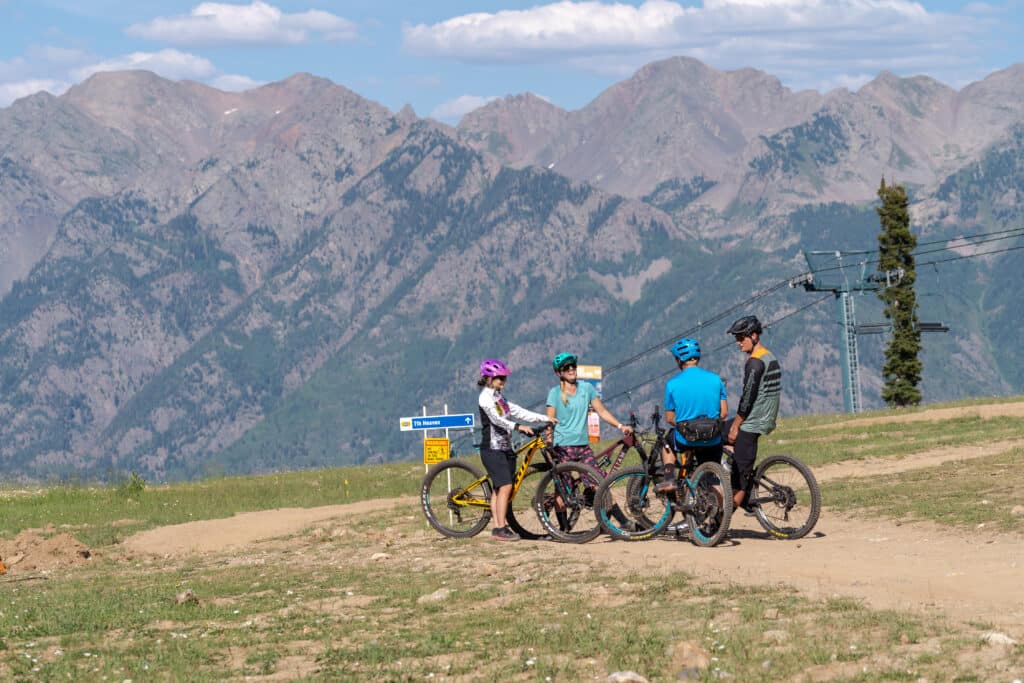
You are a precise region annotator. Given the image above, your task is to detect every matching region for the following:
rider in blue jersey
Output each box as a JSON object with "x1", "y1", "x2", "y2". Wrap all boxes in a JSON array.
[{"x1": 655, "y1": 338, "x2": 728, "y2": 493}]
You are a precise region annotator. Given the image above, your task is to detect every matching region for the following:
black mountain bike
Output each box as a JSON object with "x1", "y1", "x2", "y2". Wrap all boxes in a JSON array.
[
  {"x1": 723, "y1": 447, "x2": 821, "y2": 540},
  {"x1": 595, "y1": 408, "x2": 733, "y2": 547}
]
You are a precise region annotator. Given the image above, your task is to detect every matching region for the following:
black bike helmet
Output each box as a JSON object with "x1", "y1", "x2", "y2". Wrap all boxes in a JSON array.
[{"x1": 727, "y1": 315, "x2": 763, "y2": 336}]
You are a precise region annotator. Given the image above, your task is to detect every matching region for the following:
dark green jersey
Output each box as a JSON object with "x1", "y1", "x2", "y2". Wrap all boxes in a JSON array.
[{"x1": 736, "y1": 346, "x2": 781, "y2": 435}]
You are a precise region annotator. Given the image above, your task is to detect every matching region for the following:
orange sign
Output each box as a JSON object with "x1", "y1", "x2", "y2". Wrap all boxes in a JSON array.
[{"x1": 423, "y1": 437, "x2": 450, "y2": 464}]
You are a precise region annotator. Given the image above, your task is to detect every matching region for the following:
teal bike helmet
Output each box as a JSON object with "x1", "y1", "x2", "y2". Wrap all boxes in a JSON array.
[
  {"x1": 552, "y1": 352, "x2": 579, "y2": 371},
  {"x1": 670, "y1": 338, "x2": 701, "y2": 362}
]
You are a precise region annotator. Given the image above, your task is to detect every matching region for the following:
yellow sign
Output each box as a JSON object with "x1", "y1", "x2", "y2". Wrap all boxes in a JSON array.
[{"x1": 423, "y1": 437, "x2": 450, "y2": 464}]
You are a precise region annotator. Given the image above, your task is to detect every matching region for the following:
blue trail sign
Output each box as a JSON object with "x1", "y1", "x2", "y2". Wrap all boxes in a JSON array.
[{"x1": 399, "y1": 413, "x2": 475, "y2": 431}]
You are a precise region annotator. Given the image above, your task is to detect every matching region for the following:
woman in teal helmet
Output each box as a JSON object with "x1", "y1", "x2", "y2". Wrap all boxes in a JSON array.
[{"x1": 545, "y1": 352, "x2": 633, "y2": 469}]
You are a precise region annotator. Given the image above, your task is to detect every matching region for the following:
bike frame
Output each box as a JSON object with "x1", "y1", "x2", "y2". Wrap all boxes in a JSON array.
[
  {"x1": 449, "y1": 434, "x2": 554, "y2": 509},
  {"x1": 720, "y1": 446, "x2": 806, "y2": 511},
  {"x1": 592, "y1": 411, "x2": 655, "y2": 475}
]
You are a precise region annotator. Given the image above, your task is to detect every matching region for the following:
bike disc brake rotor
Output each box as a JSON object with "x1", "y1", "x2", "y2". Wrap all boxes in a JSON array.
[{"x1": 692, "y1": 487, "x2": 721, "y2": 533}]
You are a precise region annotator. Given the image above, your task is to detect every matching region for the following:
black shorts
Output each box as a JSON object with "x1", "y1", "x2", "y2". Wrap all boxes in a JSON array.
[
  {"x1": 670, "y1": 439, "x2": 723, "y2": 468},
  {"x1": 480, "y1": 448, "x2": 517, "y2": 488},
  {"x1": 723, "y1": 417, "x2": 759, "y2": 496}
]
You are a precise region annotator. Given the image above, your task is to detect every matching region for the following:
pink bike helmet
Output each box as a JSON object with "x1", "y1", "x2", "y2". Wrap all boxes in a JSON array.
[{"x1": 480, "y1": 359, "x2": 511, "y2": 377}]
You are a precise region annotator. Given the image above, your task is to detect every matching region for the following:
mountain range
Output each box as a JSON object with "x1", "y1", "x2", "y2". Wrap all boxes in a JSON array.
[{"x1": 1, "y1": 58, "x2": 1022, "y2": 480}]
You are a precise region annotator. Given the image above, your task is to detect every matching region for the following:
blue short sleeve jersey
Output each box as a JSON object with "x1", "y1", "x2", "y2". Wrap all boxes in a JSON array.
[
  {"x1": 664, "y1": 366, "x2": 727, "y2": 447},
  {"x1": 546, "y1": 381, "x2": 598, "y2": 446}
]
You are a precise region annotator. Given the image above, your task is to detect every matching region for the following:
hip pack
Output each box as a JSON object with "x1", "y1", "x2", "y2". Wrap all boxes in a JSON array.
[{"x1": 676, "y1": 416, "x2": 721, "y2": 442}]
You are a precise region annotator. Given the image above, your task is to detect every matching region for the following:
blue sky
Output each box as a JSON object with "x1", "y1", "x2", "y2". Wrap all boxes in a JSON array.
[{"x1": 2, "y1": 0, "x2": 1023, "y2": 121}]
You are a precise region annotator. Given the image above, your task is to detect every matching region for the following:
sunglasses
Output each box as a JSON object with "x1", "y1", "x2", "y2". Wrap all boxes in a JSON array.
[
  {"x1": 492, "y1": 375, "x2": 508, "y2": 381},
  {"x1": 734, "y1": 334, "x2": 750, "y2": 342},
  {"x1": 559, "y1": 364, "x2": 578, "y2": 371}
]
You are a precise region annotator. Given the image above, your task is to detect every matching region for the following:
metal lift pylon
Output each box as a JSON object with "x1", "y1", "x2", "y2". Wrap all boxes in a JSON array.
[
  {"x1": 791, "y1": 250, "x2": 884, "y2": 414},
  {"x1": 792, "y1": 250, "x2": 947, "y2": 414}
]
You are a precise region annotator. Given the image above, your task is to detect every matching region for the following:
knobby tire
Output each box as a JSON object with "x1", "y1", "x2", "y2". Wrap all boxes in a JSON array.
[
  {"x1": 685, "y1": 461, "x2": 733, "y2": 548},
  {"x1": 595, "y1": 466, "x2": 673, "y2": 541},
  {"x1": 751, "y1": 454, "x2": 821, "y2": 540},
  {"x1": 420, "y1": 459, "x2": 492, "y2": 538},
  {"x1": 534, "y1": 461, "x2": 604, "y2": 543}
]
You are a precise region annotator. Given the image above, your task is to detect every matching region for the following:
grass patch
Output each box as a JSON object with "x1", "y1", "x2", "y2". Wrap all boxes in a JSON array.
[
  {"x1": 766, "y1": 414, "x2": 1024, "y2": 468},
  {"x1": 3, "y1": 505, "x2": 1014, "y2": 681},
  {"x1": 824, "y1": 445, "x2": 1024, "y2": 531},
  {"x1": 0, "y1": 462, "x2": 427, "y2": 542}
]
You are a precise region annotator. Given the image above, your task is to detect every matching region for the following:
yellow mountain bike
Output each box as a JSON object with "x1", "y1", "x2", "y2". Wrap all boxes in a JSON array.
[{"x1": 420, "y1": 426, "x2": 604, "y2": 541}]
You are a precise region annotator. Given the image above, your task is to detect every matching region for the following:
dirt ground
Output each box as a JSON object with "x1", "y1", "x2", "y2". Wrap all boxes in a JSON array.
[{"x1": 109, "y1": 402, "x2": 1024, "y2": 639}]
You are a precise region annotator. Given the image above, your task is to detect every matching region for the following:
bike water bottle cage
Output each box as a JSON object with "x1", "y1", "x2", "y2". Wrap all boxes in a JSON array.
[
  {"x1": 727, "y1": 315, "x2": 762, "y2": 337},
  {"x1": 670, "y1": 338, "x2": 701, "y2": 362},
  {"x1": 480, "y1": 358, "x2": 511, "y2": 377},
  {"x1": 552, "y1": 352, "x2": 579, "y2": 371}
]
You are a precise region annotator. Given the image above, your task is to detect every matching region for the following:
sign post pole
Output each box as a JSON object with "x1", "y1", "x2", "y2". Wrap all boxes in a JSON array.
[
  {"x1": 401, "y1": 407, "x2": 474, "y2": 527},
  {"x1": 422, "y1": 405, "x2": 428, "y2": 473}
]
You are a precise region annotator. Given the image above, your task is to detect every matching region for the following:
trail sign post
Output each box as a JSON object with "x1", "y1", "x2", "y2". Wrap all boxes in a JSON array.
[{"x1": 400, "y1": 405, "x2": 475, "y2": 472}]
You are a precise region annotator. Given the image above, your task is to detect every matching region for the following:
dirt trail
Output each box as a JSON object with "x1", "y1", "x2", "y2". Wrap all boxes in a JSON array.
[
  {"x1": 121, "y1": 404, "x2": 1024, "y2": 634},
  {"x1": 122, "y1": 497, "x2": 415, "y2": 556},
  {"x1": 807, "y1": 400, "x2": 1024, "y2": 429},
  {"x1": 581, "y1": 513, "x2": 1024, "y2": 632},
  {"x1": 811, "y1": 438, "x2": 1024, "y2": 482}
]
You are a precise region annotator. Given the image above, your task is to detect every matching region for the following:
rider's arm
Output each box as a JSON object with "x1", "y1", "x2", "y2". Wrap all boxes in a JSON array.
[
  {"x1": 506, "y1": 401, "x2": 549, "y2": 426},
  {"x1": 736, "y1": 356, "x2": 766, "y2": 419},
  {"x1": 719, "y1": 399, "x2": 728, "y2": 420},
  {"x1": 590, "y1": 396, "x2": 632, "y2": 434}
]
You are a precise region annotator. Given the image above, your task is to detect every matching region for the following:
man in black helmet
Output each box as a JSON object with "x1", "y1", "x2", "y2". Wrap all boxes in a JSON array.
[{"x1": 723, "y1": 315, "x2": 781, "y2": 511}]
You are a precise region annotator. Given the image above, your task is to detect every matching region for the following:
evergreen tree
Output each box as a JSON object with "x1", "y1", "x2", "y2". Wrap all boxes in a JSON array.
[{"x1": 876, "y1": 178, "x2": 922, "y2": 406}]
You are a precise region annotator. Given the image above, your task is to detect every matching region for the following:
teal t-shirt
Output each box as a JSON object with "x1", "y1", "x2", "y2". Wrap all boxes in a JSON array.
[{"x1": 546, "y1": 382, "x2": 598, "y2": 446}]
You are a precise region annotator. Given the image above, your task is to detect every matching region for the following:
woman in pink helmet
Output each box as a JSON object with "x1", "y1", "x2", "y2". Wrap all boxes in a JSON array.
[{"x1": 477, "y1": 359, "x2": 553, "y2": 541}]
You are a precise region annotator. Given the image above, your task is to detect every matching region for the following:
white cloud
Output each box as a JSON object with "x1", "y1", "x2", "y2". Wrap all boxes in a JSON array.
[
  {"x1": 821, "y1": 72, "x2": 874, "y2": 92},
  {"x1": 1, "y1": 46, "x2": 264, "y2": 108},
  {"x1": 210, "y1": 73, "x2": 265, "y2": 91},
  {"x1": 70, "y1": 49, "x2": 218, "y2": 82},
  {"x1": 403, "y1": 0, "x2": 983, "y2": 90},
  {"x1": 405, "y1": 0, "x2": 689, "y2": 60},
  {"x1": 0, "y1": 79, "x2": 69, "y2": 107},
  {"x1": 430, "y1": 94, "x2": 501, "y2": 122},
  {"x1": 127, "y1": 1, "x2": 357, "y2": 46}
]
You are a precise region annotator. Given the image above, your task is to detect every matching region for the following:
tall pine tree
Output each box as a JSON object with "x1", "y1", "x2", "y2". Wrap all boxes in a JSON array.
[{"x1": 876, "y1": 178, "x2": 922, "y2": 406}]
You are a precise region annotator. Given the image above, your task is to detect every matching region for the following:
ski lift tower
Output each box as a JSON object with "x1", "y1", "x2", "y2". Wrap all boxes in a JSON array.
[{"x1": 790, "y1": 250, "x2": 886, "y2": 414}]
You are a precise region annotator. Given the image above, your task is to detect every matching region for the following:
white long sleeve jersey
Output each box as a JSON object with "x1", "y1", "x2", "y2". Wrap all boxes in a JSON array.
[{"x1": 477, "y1": 386, "x2": 548, "y2": 451}]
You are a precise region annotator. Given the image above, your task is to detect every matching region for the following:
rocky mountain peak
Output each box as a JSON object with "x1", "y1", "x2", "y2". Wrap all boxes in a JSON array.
[
  {"x1": 631, "y1": 55, "x2": 711, "y2": 84},
  {"x1": 396, "y1": 103, "x2": 418, "y2": 125},
  {"x1": 457, "y1": 92, "x2": 569, "y2": 163},
  {"x1": 859, "y1": 71, "x2": 955, "y2": 119}
]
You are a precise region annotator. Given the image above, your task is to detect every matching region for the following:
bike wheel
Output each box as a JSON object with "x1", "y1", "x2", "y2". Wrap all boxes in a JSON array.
[
  {"x1": 626, "y1": 472, "x2": 676, "y2": 530},
  {"x1": 751, "y1": 454, "x2": 821, "y2": 540},
  {"x1": 595, "y1": 466, "x2": 672, "y2": 541},
  {"x1": 534, "y1": 462, "x2": 604, "y2": 543},
  {"x1": 507, "y1": 465, "x2": 549, "y2": 540},
  {"x1": 420, "y1": 460, "x2": 492, "y2": 538},
  {"x1": 685, "y1": 462, "x2": 733, "y2": 547}
]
